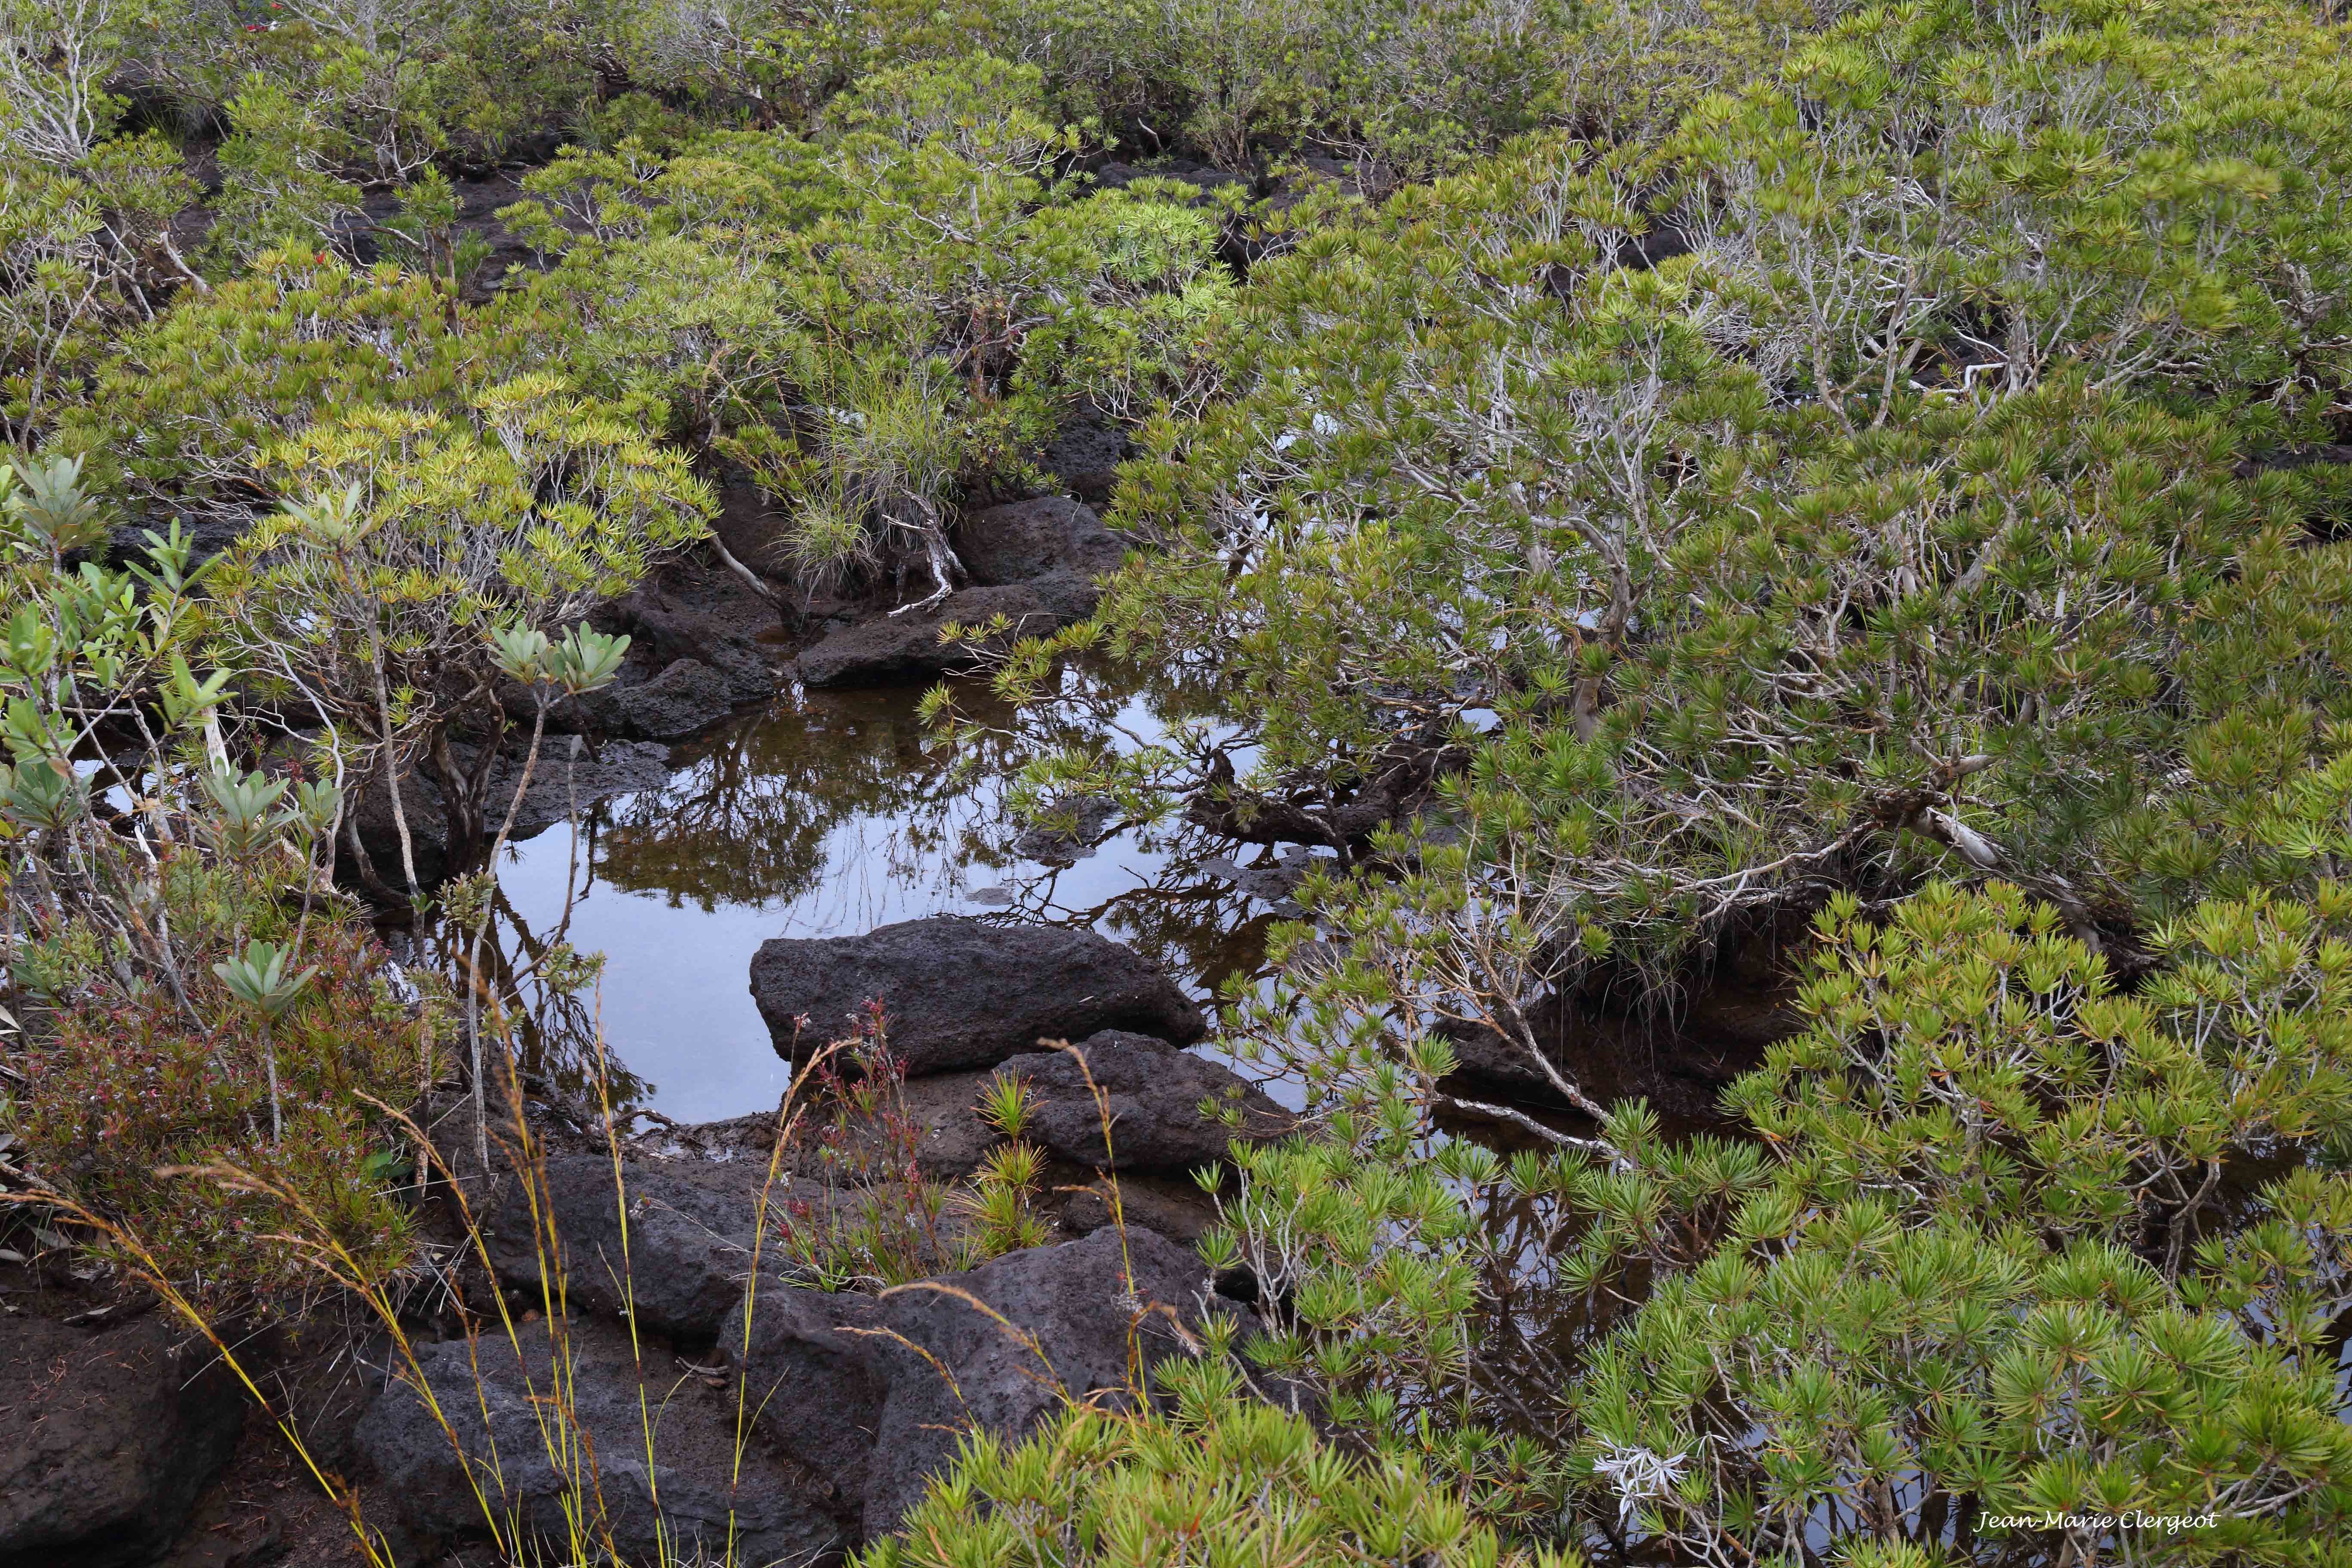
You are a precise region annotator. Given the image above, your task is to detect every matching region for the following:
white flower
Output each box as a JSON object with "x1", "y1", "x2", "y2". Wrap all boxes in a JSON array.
[{"x1": 1592, "y1": 1441, "x2": 1689, "y2": 1528}]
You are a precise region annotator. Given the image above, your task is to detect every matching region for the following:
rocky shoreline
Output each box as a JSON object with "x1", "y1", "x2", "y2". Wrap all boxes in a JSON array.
[
  {"x1": 3, "y1": 891, "x2": 1299, "y2": 1567},
  {"x1": 3, "y1": 444, "x2": 1792, "y2": 1568}
]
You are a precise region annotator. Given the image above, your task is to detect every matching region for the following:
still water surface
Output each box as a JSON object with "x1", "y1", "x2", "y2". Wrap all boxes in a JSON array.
[{"x1": 466, "y1": 679, "x2": 1286, "y2": 1123}]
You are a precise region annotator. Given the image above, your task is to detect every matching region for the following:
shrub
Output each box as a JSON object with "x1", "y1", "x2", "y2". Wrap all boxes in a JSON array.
[
  {"x1": 961, "y1": 0, "x2": 2352, "y2": 1082},
  {"x1": 52, "y1": 250, "x2": 543, "y2": 520},
  {"x1": 503, "y1": 54, "x2": 1229, "y2": 602},
  {"x1": 202, "y1": 374, "x2": 713, "y2": 894},
  {"x1": 17, "y1": 891, "x2": 444, "y2": 1298},
  {"x1": 0, "y1": 455, "x2": 445, "y2": 1305},
  {"x1": 864, "y1": 1356, "x2": 1579, "y2": 1568}
]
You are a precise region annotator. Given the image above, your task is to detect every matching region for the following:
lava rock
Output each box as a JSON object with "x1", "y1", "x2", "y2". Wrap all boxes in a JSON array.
[
  {"x1": 749, "y1": 916, "x2": 1204, "y2": 1075},
  {"x1": 596, "y1": 580, "x2": 781, "y2": 709},
  {"x1": 482, "y1": 1153, "x2": 838, "y2": 1344},
  {"x1": 1034, "y1": 420, "x2": 1133, "y2": 505},
  {"x1": 991, "y1": 1032, "x2": 1292, "y2": 1170},
  {"x1": 733, "y1": 1225, "x2": 1237, "y2": 1539},
  {"x1": 345, "y1": 739, "x2": 671, "y2": 889},
  {"x1": 1010, "y1": 794, "x2": 1121, "y2": 863},
  {"x1": 603, "y1": 657, "x2": 736, "y2": 741},
  {"x1": 1056, "y1": 1170, "x2": 1225, "y2": 1245},
  {"x1": 953, "y1": 497, "x2": 1127, "y2": 587},
  {"x1": 352, "y1": 1314, "x2": 845, "y2": 1567},
  {"x1": 0, "y1": 1310, "x2": 246, "y2": 1568},
  {"x1": 1090, "y1": 161, "x2": 1249, "y2": 202},
  {"x1": 1436, "y1": 977, "x2": 1798, "y2": 1123},
  {"x1": 793, "y1": 578, "x2": 1099, "y2": 689},
  {"x1": 712, "y1": 469, "x2": 798, "y2": 585}
]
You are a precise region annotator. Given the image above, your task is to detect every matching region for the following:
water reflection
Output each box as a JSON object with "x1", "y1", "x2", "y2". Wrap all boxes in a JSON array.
[{"x1": 436, "y1": 677, "x2": 1286, "y2": 1124}]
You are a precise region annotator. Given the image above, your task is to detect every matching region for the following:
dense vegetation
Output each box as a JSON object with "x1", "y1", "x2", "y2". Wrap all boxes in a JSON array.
[{"x1": 5, "y1": 0, "x2": 2352, "y2": 1562}]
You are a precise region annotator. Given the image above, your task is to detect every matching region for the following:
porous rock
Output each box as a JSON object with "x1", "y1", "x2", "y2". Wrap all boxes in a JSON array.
[
  {"x1": 733, "y1": 1225, "x2": 1237, "y2": 1539},
  {"x1": 481, "y1": 1152, "x2": 837, "y2": 1343},
  {"x1": 749, "y1": 916, "x2": 1204, "y2": 1075},
  {"x1": 352, "y1": 1314, "x2": 846, "y2": 1567},
  {"x1": 991, "y1": 1031, "x2": 1293, "y2": 1170},
  {"x1": 794, "y1": 578, "x2": 1099, "y2": 689},
  {"x1": 0, "y1": 1309, "x2": 246, "y2": 1568},
  {"x1": 601, "y1": 657, "x2": 736, "y2": 741},
  {"x1": 1436, "y1": 977, "x2": 1798, "y2": 1123},
  {"x1": 1034, "y1": 420, "x2": 1133, "y2": 505},
  {"x1": 953, "y1": 496, "x2": 1127, "y2": 587}
]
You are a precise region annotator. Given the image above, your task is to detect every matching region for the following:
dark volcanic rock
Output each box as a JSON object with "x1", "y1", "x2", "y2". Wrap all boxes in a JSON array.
[
  {"x1": 595, "y1": 569, "x2": 781, "y2": 709},
  {"x1": 794, "y1": 578, "x2": 1100, "y2": 688},
  {"x1": 347, "y1": 168, "x2": 539, "y2": 302},
  {"x1": 571, "y1": 560, "x2": 783, "y2": 739},
  {"x1": 602, "y1": 657, "x2": 735, "y2": 740},
  {"x1": 1090, "y1": 161, "x2": 1249, "y2": 202},
  {"x1": 346, "y1": 739, "x2": 671, "y2": 888},
  {"x1": 1057, "y1": 1169, "x2": 1225, "y2": 1245},
  {"x1": 352, "y1": 1314, "x2": 845, "y2": 1567},
  {"x1": 734, "y1": 1225, "x2": 1236, "y2": 1539},
  {"x1": 749, "y1": 916, "x2": 1204, "y2": 1075},
  {"x1": 991, "y1": 1032, "x2": 1292, "y2": 1170},
  {"x1": 482, "y1": 1153, "x2": 840, "y2": 1343},
  {"x1": 1437, "y1": 976, "x2": 1800, "y2": 1124},
  {"x1": 953, "y1": 496, "x2": 1126, "y2": 587},
  {"x1": 0, "y1": 1310, "x2": 246, "y2": 1568},
  {"x1": 1035, "y1": 420, "x2": 1133, "y2": 505},
  {"x1": 712, "y1": 469, "x2": 797, "y2": 584}
]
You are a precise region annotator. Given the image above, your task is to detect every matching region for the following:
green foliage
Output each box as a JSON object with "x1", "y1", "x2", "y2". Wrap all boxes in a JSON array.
[
  {"x1": 1548, "y1": 882, "x2": 2352, "y2": 1555},
  {"x1": 1574, "y1": 1205, "x2": 2352, "y2": 1563},
  {"x1": 52, "y1": 250, "x2": 538, "y2": 518},
  {"x1": 1725, "y1": 882, "x2": 2352, "y2": 1256},
  {"x1": 864, "y1": 1355, "x2": 1579, "y2": 1568},
  {"x1": 1, "y1": 456, "x2": 445, "y2": 1304},
  {"x1": 965, "y1": 0, "x2": 2352, "y2": 1057},
  {"x1": 15, "y1": 3, "x2": 2352, "y2": 1562},
  {"x1": 1159, "y1": 886, "x2": 2352, "y2": 1565},
  {"x1": 18, "y1": 893, "x2": 444, "y2": 1299},
  {"x1": 503, "y1": 54, "x2": 1229, "y2": 596},
  {"x1": 199, "y1": 373, "x2": 710, "y2": 888},
  {"x1": 208, "y1": 70, "x2": 362, "y2": 268},
  {"x1": 1201, "y1": 1118, "x2": 1486, "y2": 1413}
]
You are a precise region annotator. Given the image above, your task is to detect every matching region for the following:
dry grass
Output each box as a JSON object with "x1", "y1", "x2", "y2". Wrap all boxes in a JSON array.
[{"x1": 4, "y1": 1023, "x2": 1165, "y2": 1568}]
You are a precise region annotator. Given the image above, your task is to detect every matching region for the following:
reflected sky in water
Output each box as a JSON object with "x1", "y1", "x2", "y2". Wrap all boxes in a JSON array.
[{"x1": 481, "y1": 679, "x2": 1285, "y2": 1123}]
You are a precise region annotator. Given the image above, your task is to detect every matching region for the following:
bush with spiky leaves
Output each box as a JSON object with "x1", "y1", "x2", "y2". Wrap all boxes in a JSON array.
[
  {"x1": 503, "y1": 53, "x2": 1231, "y2": 601},
  {"x1": 1133, "y1": 885, "x2": 2352, "y2": 1565},
  {"x1": 1572, "y1": 1205, "x2": 2352, "y2": 1565},
  {"x1": 1725, "y1": 883, "x2": 2352, "y2": 1262},
  {"x1": 0, "y1": 456, "x2": 445, "y2": 1306},
  {"x1": 52, "y1": 250, "x2": 551, "y2": 522},
  {"x1": 959, "y1": 0, "x2": 2352, "y2": 1060},
  {"x1": 1544, "y1": 882, "x2": 2352, "y2": 1558},
  {"x1": 200, "y1": 374, "x2": 713, "y2": 894},
  {"x1": 863, "y1": 1353, "x2": 1580, "y2": 1568}
]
